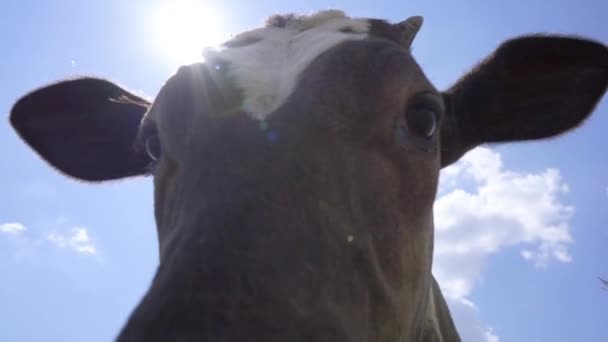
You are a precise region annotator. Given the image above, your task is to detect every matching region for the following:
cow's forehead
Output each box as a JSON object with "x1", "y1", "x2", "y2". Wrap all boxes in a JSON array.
[{"x1": 202, "y1": 10, "x2": 403, "y2": 120}]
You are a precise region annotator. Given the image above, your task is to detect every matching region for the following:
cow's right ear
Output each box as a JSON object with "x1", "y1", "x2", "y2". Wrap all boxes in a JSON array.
[{"x1": 10, "y1": 77, "x2": 153, "y2": 182}]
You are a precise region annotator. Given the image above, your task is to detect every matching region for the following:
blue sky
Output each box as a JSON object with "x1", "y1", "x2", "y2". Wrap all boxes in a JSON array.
[{"x1": 1, "y1": 1, "x2": 607, "y2": 341}]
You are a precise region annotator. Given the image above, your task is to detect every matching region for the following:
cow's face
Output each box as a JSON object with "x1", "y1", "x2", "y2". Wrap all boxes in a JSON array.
[
  {"x1": 141, "y1": 13, "x2": 440, "y2": 270},
  {"x1": 128, "y1": 15, "x2": 442, "y2": 339},
  {"x1": 10, "y1": 10, "x2": 607, "y2": 341}
]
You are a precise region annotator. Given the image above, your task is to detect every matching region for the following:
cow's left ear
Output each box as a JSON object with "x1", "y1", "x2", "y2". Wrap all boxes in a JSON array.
[{"x1": 440, "y1": 36, "x2": 608, "y2": 167}]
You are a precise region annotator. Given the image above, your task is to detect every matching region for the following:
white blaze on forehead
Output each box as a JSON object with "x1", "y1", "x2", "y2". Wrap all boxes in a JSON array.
[{"x1": 203, "y1": 10, "x2": 370, "y2": 120}]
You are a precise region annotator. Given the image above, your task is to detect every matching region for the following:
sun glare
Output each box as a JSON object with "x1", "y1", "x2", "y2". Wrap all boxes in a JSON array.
[{"x1": 153, "y1": 1, "x2": 227, "y2": 66}]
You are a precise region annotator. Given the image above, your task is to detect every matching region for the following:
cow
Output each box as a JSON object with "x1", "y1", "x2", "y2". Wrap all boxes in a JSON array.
[{"x1": 9, "y1": 10, "x2": 608, "y2": 341}]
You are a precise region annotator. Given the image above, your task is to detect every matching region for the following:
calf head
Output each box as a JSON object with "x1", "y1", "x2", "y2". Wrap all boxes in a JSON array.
[{"x1": 10, "y1": 10, "x2": 608, "y2": 342}]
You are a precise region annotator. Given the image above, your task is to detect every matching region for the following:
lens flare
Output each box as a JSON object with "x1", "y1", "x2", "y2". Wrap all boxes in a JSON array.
[{"x1": 152, "y1": 0, "x2": 227, "y2": 66}]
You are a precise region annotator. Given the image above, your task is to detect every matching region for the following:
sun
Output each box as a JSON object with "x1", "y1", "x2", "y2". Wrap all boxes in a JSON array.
[{"x1": 152, "y1": 0, "x2": 227, "y2": 66}]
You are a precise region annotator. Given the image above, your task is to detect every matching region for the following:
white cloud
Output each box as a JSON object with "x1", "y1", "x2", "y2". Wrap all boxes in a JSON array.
[
  {"x1": 446, "y1": 297, "x2": 500, "y2": 342},
  {"x1": 433, "y1": 147, "x2": 574, "y2": 342},
  {"x1": 0, "y1": 222, "x2": 26, "y2": 235},
  {"x1": 47, "y1": 227, "x2": 97, "y2": 255}
]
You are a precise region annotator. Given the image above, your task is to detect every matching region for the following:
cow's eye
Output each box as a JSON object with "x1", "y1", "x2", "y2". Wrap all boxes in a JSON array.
[
  {"x1": 405, "y1": 107, "x2": 438, "y2": 139},
  {"x1": 396, "y1": 92, "x2": 444, "y2": 152},
  {"x1": 135, "y1": 119, "x2": 162, "y2": 174},
  {"x1": 145, "y1": 134, "x2": 162, "y2": 161},
  {"x1": 402, "y1": 93, "x2": 442, "y2": 139}
]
